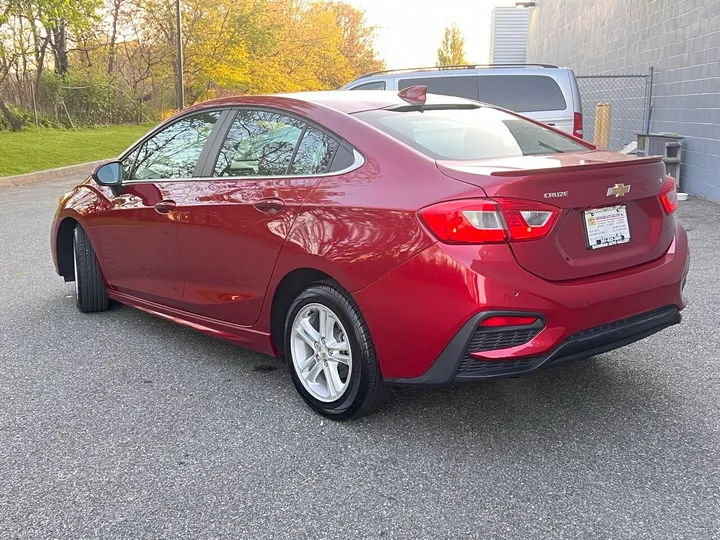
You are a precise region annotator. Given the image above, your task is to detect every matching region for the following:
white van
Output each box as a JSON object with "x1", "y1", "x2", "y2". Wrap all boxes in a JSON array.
[{"x1": 340, "y1": 64, "x2": 584, "y2": 138}]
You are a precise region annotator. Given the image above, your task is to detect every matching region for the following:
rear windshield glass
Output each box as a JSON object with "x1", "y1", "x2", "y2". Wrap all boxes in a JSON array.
[
  {"x1": 478, "y1": 75, "x2": 567, "y2": 112},
  {"x1": 353, "y1": 106, "x2": 587, "y2": 161},
  {"x1": 398, "y1": 76, "x2": 479, "y2": 101}
]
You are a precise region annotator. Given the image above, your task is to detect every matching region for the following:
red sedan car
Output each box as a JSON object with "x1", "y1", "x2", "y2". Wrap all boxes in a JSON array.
[{"x1": 51, "y1": 88, "x2": 689, "y2": 419}]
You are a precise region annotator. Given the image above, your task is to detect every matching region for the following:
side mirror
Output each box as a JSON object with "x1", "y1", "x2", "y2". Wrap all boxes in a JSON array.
[{"x1": 92, "y1": 161, "x2": 123, "y2": 186}]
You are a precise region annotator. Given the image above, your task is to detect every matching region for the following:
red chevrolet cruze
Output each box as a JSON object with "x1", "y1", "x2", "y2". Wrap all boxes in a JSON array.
[{"x1": 51, "y1": 88, "x2": 689, "y2": 419}]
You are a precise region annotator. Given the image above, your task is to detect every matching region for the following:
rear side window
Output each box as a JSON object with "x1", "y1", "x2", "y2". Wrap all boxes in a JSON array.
[
  {"x1": 290, "y1": 127, "x2": 339, "y2": 175},
  {"x1": 213, "y1": 109, "x2": 348, "y2": 177},
  {"x1": 350, "y1": 81, "x2": 386, "y2": 90},
  {"x1": 214, "y1": 110, "x2": 304, "y2": 177},
  {"x1": 353, "y1": 106, "x2": 586, "y2": 161},
  {"x1": 398, "y1": 76, "x2": 479, "y2": 101},
  {"x1": 478, "y1": 75, "x2": 567, "y2": 112}
]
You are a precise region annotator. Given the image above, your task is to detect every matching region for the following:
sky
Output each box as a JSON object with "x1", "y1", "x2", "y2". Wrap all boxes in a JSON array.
[{"x1": 344, "y1": 0, "x2": 519, "y2": 69}]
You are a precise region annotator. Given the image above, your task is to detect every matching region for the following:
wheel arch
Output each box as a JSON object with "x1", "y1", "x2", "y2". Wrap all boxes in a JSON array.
[
  {"x1": 269, "y1": 267, "x2": 344, "y2": 357},
  {"x1": 56, "y1": 217, "x2": 80, "y2": 282}
]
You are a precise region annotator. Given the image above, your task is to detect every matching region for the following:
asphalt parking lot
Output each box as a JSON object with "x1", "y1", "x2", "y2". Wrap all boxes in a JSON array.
[{"x1": 1, "y1": 174, "x2": 719, "y2": 539}]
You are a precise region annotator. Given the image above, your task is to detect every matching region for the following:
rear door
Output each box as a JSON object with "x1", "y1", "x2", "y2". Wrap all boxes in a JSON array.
[
  {"x1": 177, "y1": 108, "x2": 350, "y2": 326},
  {"x1": 477, "y1": 73, "x2": 574, "y2": 134}
]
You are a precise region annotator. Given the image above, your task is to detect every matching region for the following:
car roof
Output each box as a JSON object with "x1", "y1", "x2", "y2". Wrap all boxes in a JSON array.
[{"x1": 188, "y1": 90, "x2": 478, "y2": 115}]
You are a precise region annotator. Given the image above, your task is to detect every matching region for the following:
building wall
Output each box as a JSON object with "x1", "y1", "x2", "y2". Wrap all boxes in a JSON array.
[
  {"x1": 526, "y1": 0, "x2": 720, "y2": 201},
  {"x1": 490, "y1": 7, "x2": 530, "y2": 64}
]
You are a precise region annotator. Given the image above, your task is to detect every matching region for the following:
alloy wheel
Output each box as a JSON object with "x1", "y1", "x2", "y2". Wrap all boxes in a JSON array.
[{"x1": 290, "y1": 303, "x2": 353, "y2": 402}]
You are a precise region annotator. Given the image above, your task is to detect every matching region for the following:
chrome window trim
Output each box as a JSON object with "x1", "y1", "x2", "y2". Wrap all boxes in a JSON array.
[{"x1": 120, "y1": 149, "x2": 365, "y2": 185}]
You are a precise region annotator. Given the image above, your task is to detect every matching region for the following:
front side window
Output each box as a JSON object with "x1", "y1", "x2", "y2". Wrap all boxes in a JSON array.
[
  {"x1": 125, "y1": 111, "x2": 220, "y2": 180},
  {"x1": 353, "y1": 106, "x2": 587, "y2": 161},
  {"x1": 350, "y1": 81, "x2": 387, "y2": 91}
]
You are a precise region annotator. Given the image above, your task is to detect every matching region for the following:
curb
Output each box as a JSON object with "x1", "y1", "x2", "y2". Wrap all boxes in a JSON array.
[{"x1": 0, "y1": 159, "x2": 107, "y2": 188}]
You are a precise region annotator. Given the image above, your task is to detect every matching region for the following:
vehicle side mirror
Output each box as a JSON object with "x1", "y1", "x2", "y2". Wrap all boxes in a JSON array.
[{"x1": 92, "y1": 161, "x2": 123, "y2": 186}]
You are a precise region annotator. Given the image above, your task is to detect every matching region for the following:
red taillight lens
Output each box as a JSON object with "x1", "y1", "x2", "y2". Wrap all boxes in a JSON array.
[
  {"x1": 480, "y1": 316, "x2": 538, "y2": 327},
  {"x1": 419, "y1": 199, "x2": 507, "y2": 244},
  {"x1": 659, "y1": 175, "x2": 678, "y2": 214},
  {"x1": 573, "y1": 112, "x2": 583, "y2": 139},
  {"x1": 419, "y1": 198, "x2": 559, "y2": 244}
]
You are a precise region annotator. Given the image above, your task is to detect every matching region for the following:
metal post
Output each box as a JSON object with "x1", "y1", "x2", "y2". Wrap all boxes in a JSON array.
[
  {"x1": 594, "y1": 103, "x2": 612, "y2": 149},
  {"x1": 644, "y1": 66, "x2": 654, "y2": 134},
  {"x1": 175, "y1": 0, "x2": 184, "y2": 110}
]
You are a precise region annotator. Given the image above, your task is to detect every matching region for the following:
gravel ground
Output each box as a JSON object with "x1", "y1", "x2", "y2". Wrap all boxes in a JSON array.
[{"x1": 1, "y1": 175, "x2": 718, "y2": 539}]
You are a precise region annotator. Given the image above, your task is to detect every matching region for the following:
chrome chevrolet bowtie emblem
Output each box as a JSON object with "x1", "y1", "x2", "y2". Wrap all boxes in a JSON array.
[{"x1": 607, "y1": 183, "x2": 631, "y2": 197}]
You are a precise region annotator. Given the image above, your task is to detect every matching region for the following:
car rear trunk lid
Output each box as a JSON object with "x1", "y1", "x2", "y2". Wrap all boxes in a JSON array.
[{"x1": 437, "y1": 151, "x2": 675, "y2": 281}]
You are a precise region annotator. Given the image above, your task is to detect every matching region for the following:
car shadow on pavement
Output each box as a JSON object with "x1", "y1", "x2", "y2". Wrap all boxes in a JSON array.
[{"x1": 98, "y1": 300, "x2": 689, "y2": 458}]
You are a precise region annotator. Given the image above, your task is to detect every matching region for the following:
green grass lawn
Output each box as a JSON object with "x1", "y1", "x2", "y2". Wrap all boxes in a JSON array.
[{"x1": 0, "y1": 124, "x2": 155, "y2": 177}]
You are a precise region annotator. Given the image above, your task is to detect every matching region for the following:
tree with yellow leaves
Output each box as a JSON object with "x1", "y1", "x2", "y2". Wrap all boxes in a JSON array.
[{"x1": 437, "y1": 23, "x2": 467, "y2": 67}]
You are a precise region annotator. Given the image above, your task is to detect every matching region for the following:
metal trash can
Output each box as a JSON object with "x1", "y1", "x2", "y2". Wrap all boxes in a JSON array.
[{"x1": 636, "y1": 132, "x2": 684, "y2": 186}]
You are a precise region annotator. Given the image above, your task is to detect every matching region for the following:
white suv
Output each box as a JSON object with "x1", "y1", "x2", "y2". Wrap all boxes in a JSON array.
[{"x1": 340, "y1": 64, "x2": 584, "y2": 139}]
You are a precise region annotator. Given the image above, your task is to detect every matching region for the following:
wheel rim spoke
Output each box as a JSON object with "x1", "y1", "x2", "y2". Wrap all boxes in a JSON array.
[
  {"x1": 303, "y1": 362, "x2": 323, "y2": 384},
  {"x1": 296, "y1": 317, "x2": 320, "y2": 347},
  {"x1": 323, "y1": 364, "x2": 339, "y2": 400},
  {"x1": 298, "y1": 353, "x2": 316, "y2": 372},
  {"x1": 327, "y1": 339, "x2": 349, "y2": 352},
  {"x1": 328, "y1": 353, "x2": 350, "y2": 366}
]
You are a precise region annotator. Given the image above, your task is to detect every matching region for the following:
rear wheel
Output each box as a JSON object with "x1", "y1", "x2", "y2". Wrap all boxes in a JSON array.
[
  {"x1": 73, "y1": 226, "x2": 109, "y2": 313},
  {"x1": 284, "y1": 283, "x2": 388, "y2": 420}
]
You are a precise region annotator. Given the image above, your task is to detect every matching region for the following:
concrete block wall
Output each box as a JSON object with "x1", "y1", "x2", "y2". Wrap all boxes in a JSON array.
[{"x1": 526, "y1": 0, "x2": 720, "y2": 201}]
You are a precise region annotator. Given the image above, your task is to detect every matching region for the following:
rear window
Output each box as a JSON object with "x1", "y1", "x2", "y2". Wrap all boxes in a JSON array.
[
  {"x1": 478, "y1": 75, "x2": 567, "y2": 112},
  {"x1": 353, "y1": 106, "x2": 586, "y2": 161},
  {"x1": 398, "y1": 76, "x2": 479, "y2": 101}
]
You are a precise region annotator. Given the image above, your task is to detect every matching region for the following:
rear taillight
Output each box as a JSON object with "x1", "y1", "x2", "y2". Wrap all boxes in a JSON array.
[
  {"x1": 573, "y1": 112, "x2": 583, "y2": 139},
  {"x1": 660, "y1": 175, "x2": 678, "y2": 214},
  {"x1": 419, "y1": 198, "x2": 559, "y2": 244},
  {"x1": 480, "y1": 316, "x2": 538, "y2": 327}
]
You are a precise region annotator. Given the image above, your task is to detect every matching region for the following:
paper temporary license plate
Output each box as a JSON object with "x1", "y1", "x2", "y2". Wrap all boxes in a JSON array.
[{"x1": 583, "y1": 205, "x2": 631, "y2": 250}]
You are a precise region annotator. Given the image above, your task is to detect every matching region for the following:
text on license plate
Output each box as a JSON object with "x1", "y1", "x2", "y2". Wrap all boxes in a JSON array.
[{"x1": 583, "y1": 205, "x2": 630, "y2": 250}]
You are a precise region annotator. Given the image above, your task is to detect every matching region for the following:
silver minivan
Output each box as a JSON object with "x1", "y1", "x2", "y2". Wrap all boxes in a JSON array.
[{"x1": 340, "y1": 64, "x2": 584, "y2": 139}]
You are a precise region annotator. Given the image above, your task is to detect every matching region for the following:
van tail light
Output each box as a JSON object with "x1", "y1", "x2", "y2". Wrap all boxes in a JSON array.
[
  {"x1": 573, "y1": 112, "x2": 583, "y2": 139},
  {"x1": 419, "y1": 198, "x2": 559, "y2": 244},
  {"x1": 659, "y1": 175, "x2": 678, "y2": 214}
]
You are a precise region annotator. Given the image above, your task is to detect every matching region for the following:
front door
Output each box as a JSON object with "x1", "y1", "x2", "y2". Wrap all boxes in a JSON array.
[
  {"x1": 90, "y1": 110, "x2": 223, "y2": 306},
  {"x1": 178, "y1": 108, "x2": 343, "y2": 325}
]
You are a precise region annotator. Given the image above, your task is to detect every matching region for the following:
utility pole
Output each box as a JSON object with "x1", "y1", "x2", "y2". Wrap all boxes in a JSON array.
[{"x1": 175, "y1": 0, "x2": 184, "y2": 110}]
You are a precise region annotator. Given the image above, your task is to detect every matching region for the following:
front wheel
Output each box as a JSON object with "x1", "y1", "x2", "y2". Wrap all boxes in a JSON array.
[
  {"x1": 73, "y1": 226, "x2": 109, "y2": 313},
  {"x1": 284, "y1": 283, "x2": 388, "y2": 420}
]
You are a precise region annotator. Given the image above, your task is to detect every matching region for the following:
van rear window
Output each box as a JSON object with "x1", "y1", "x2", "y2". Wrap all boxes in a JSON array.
[
  {"x1": 353, "y1": 106, "x2": 586, "y2": 161},
  {"x1": 398, "y1": 76, "x2": 479, "y2": 101},
  {"x1": 479, "y1": 75, "x2": 567, "y2": 112}
]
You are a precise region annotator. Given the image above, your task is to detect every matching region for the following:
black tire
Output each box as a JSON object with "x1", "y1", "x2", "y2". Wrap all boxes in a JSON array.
[
  {"x1": 73, "y1": 226, "x2": 109, "y2": 313},
  {"x1": 284, "y1": 283, "x2": 389, "y2": 420}
]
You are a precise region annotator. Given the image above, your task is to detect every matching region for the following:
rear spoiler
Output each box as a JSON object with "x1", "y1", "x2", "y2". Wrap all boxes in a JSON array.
[{"x1": 490, "y1": 155, "x2": 663, "y2": 177}]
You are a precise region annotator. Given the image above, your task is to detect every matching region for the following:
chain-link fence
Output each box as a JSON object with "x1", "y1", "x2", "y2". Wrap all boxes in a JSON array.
[{"x1": 576, "y1": 68, "x2": 653, "y2": 151}]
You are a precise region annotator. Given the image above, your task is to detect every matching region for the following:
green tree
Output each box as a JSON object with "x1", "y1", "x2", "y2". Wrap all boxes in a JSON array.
[{"x1": 436, "y1": 23, "x2": 467, "y2": 66}]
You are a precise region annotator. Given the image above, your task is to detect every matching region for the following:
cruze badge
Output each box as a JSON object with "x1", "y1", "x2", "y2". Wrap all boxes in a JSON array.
[
  {"x1": 607, "y1": 183, "x2": 631, "y2": 197},
  {"x1": 544, "y1": 191, "x2": 568, "y2": 199}
]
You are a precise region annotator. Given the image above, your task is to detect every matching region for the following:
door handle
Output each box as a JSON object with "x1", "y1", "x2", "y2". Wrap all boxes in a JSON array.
[
  {"x1": 253, "y1": 198, "x2": 285, "y2": 213},
  {"x1": 154, "y1": 199, "x2": 177, "y2": 214}
]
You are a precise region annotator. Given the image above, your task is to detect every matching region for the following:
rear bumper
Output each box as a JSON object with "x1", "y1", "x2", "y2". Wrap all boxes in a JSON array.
[
  {"x1": 354, "y1": 222, "x2": 689, "y2": 381},
  {"x1": 386, "y1": 305, "x2": 681, "y2": 386}
]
